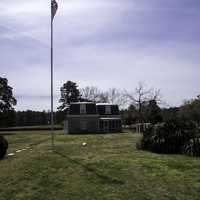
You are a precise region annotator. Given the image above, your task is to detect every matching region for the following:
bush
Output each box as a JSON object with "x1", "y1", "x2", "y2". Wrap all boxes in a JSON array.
[
  {"x1": 0, "y1": 136, "x2": 8, "y2": 159},
  {"x1": 183, "y1": 137, "x2": 200, "y2": 156},
  {"x1": 137, "y1": 119, "x2": 200, "y2": 156}
]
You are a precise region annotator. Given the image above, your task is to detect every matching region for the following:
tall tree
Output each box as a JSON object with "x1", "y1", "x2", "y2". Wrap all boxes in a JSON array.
[
  {"x1": 58, "y1": 81, "x2": 81, "y2": 111},
  {"x1": 80, "y1": 86, "x2": 128, "y2": 105},
  {"x1": 107, "y1": 88, "x2": 128, "y2": 108},
  {"x1": 178, "y1": 95, "x2": 200, "y2": 125},
  {"x1": 0, "y1": 77, "x2": 17, "y2": 112},
  {"x1": 144, "y1": 100, "x2": 162, "y2": 124},
  {"x1": 121, "y1": 104, "x2": 138, "y2": 125},
  {"x1": 80, "y1": 86, "x2": 109, "y2": 103},
  {"x1": 80, "y1": 86, "x2": 101, "y2": 102},
  {"x1": 0, "y1": 77, "x2": 17, "y2": 127},
  {"x1": 124, "y1": 82, "x2": 161, "y2": 123}
]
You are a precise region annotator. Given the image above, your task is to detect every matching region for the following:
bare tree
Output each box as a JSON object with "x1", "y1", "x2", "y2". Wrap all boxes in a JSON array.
[
  {"x1": 80, "y1": 86, "x2": 109, "y2": 103},
  {"x1": 98, "y1": 92, "x2": 109, "y2": 103},
  {"x1": 148, "y1": 88, "x2": 162, "y2": 104},
  {"x1": 107, "y1": 88, "x2": 128, "y2": 108},
  {"x1": 124, "y1": 82, "x2": 162, "y2": 122},
  {"x1": 80, "y1": 86, "x2": 100, "y2": 102},
  {"x1": 80, "y1": 86, "x2": 130, "y2": 107},
  {"x1": 107, "y1": 88, "x2": 119, "y2": 104}
]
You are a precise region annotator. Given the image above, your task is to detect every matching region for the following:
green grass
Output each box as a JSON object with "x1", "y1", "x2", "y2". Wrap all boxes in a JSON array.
[{"x1": 0, "y1": 131, "x2": 200, "y2": 200}]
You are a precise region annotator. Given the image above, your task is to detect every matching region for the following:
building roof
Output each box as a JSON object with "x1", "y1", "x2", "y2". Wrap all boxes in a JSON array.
[
  {"x1": 70, "y1": 102, "x2": 95, "y2": 105},
  {"x1": 96, "y1": 103, "x2": 117, "y2": 106},
  {"x1": 70, "y1": 102, "x2": 118, "y2": 106}
]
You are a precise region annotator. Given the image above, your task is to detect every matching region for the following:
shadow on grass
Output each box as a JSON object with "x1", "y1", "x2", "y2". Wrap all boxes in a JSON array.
[
  {"x1": 2, "y1": 138, "x2": 51, "y2": 161},
  {"x1": 29, "y1": 138, "x2": 51, "y2": 147},
  {"x1": 54, "y1": 150, "x2": 124, "y2": 185}
]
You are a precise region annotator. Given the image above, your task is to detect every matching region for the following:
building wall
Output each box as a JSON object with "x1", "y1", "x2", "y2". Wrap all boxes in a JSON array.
[
  {"x1": 67, "y1": 116, "x2": 99, "y2": 134},
  {"x1": 97, "y1": 105, "x2": 119, "y2": 115},
  {"x1": 67, "y1": 103, "x2": 122, "y2": 134},
  {"x1": 99, "y1": 119, "x2": 122, "y2": 133}
]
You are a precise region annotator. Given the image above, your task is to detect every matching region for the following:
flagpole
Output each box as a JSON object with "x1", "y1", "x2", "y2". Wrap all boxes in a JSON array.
[{"x1": 51, "y1": 0, "x2": 54, "y2": 150}]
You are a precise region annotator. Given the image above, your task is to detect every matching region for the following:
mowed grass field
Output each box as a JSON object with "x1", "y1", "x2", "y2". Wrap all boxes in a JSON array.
[{"x1": 1, "y1": 131, "x2": 200, "y2": 200}]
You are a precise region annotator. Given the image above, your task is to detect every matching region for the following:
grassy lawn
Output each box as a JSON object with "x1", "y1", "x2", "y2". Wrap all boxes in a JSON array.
[{"x1": 0, "y1": 131, "x2": 200, "y2": 200}]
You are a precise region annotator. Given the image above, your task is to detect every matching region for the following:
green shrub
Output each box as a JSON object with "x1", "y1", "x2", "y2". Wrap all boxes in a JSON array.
[
  {"x1": 183, "y1": 137, "x2": 200, "y2": 156},
  {"x1": 137, "y1": 119, "x2": 200, "y2": 156},
  {"x1": 0, "y1": 136, "x2": 8, "y2": 159}
]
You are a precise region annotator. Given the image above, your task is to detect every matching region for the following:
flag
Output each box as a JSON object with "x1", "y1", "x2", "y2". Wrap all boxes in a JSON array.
[{"x1": 51, "y1": 0, "x2": 58, "y2": 20}]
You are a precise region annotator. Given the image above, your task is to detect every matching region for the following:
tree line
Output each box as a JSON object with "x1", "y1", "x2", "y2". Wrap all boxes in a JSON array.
[
  {"x1": 58, "y1": 80, "x2": 164, "y2": 124},
  {"x1": 0, "y1": 77, "x2": 200, "y2": 128},
  {"x1": 0, "y1": 110, "x2": 65, "y2": 128}
]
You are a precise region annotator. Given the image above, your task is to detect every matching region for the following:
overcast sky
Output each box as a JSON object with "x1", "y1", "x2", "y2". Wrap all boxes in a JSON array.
[{"x1": 1, "y1": 0, "x2": 200, "y2": 111}]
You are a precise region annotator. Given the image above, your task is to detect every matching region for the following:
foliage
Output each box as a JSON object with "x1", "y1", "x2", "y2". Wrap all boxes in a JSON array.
[
  {"x1": 143, "y1": 100, "x2": 163, "y2": 124},
  {"x1": 0, "y1": 110, "x2": 16, "y2": 127},
  {"x1": 15, "y1": 110, "x2": 49, "y2": 126},
  {"x1": 161, "y1": 107, "x2": 179, "y2": 121},
  {"x1": 0, "y1": 136, "x2": 8, "y2": 159},
  {"x1": 161, "y1": 96, "x2": 200, "y2": 126},
  {"x1": 137, "y1": 119, "x2": 200, "y2": 156},
  {"x1": 80, "y1": 86, "x2": 127, "y2": 105},
  {"x1": 124, "y1": 82, "x2": 161, "y2": 123},
  {"x1": 121, "y1": 100, "x2": 162, "y2": 125},
  {"x1": 0, "y1": 77, "x2": 16, "y2": 112},
  {"x1": 178, "y1": 96, "x2": 200, "y2": 125},
  {"x1": 0, "y1": 77, "x2": 17, "y2": 127},
  {"x1": 58, "y1": 81, "x2": 81, "y2": 111},
  {"x1": 0, "y1": 110, "x2": 65, "y2": 128},
  {"x1": 120, "y1": 105, "x2": 138, "y2": 125},
  {"x1": 183, "y1": 133, "x2": 200, "y2": 156},
  {"x1": 0, "y1": 125, "x2": 62, "y2": 132},
  {"x1": 80, "y1": 86, "x2": 105, "y2": 103}
]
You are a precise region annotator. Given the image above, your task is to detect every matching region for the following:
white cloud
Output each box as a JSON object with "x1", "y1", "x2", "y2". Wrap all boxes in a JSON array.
[{"x1": 0, "y1": 0, "x2": 200, "y2": 110}]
